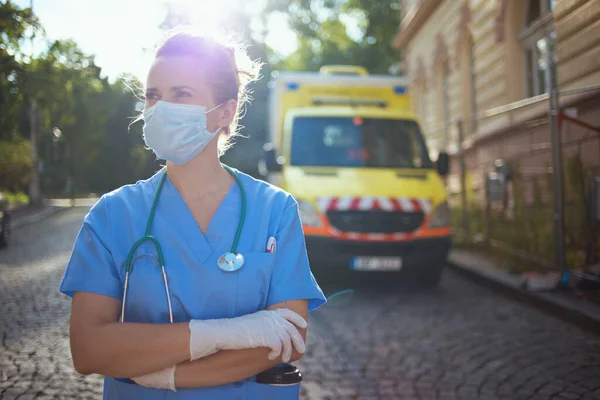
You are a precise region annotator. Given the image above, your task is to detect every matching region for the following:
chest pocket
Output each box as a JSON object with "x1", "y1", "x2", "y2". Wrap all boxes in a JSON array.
[{"x1": 234, "y1": 252, "x2": 276, "y2": 315}]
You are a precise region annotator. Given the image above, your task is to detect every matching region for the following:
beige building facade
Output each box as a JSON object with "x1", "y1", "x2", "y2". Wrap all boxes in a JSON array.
[
  {"x1": 393, "y1": 0, "x2": 600, "y2": 266},
  {"x1": 393, "y1": 0, "x2": 600, "y2": 156}
]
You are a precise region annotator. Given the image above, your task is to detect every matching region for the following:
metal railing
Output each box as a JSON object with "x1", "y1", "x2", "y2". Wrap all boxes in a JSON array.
[{"x1": 436, "y1": 84, "x2": 600, "y2": 276}]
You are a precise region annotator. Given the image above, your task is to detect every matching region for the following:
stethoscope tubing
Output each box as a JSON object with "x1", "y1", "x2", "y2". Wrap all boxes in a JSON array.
[
  {"x1": 115, "y1": 165, "x2": 246, "y2": 385},
  {"x1": 119, "y1": 165, "x2": 246, "y2": 322}
]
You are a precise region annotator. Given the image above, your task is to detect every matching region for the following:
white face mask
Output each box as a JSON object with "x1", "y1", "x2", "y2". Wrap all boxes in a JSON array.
[{"x1": 142, "y1": 100, "x2": 224, "y2": 165}]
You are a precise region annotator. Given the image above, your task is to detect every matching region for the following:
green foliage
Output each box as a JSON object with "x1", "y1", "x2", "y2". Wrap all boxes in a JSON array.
[
  {"x1": 0, "y1": 138, "x2": 31, "y2": 191},
  {"x1": 27, "y1": 40, "x2": 160, "y2": 195},
  {"x1": 0, "y1": 191, "x2": 29, "y2": 206},
  {"x1": 1, "y1": 1, "x2": 160, "y2": 196},
  {"x1": 0, "y1": 0, "x2": 41, "y2": 142},
  {"x1": 265, "y1": 0, "x2": 402, "y2": 74},
  {"x1": 453, "y1": 154, "x2": 593, "y2": 272},
  {"x1": 564, "y1": 153, "x2": 588, "y2": 268}
]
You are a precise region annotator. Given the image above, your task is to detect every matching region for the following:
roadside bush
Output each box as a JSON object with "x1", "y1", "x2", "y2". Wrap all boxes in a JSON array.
[
  {"x1": 0, "y1": 139, "x2": 32, "y2": 193},
  {"x1": 0, "y1": 192, "x2": 29, "y2": 206}
]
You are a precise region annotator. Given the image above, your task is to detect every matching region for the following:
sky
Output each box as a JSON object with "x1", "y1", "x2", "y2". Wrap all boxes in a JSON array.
[{"x1": 15, "y1": 0, "x2": 298, "y2": 82}]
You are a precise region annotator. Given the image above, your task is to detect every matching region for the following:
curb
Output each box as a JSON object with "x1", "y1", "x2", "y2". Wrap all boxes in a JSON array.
[
  {"x1": 447, "y1": 260, "x2": 600, "y2": 337},
  {"x1": 12, "y1": 206, "x2": 68, "y2": 230}
]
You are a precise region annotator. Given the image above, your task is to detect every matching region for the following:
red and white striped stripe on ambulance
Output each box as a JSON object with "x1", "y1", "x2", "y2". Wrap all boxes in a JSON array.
[{"x1": 314, "y1": 196, "x2": 433, "y2": 242}]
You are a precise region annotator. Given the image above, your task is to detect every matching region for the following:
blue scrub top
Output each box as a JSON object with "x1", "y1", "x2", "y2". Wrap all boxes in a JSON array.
[{"x1": 59, "y1": 168, "x2": 326, "y2": 399}]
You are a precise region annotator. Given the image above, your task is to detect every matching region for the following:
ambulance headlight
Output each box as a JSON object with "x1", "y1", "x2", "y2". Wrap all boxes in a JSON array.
[
  {"x1": 428, "y1": 201, "x2": 451, "y2": 228},
  {"x1": 298, "y1": 200, "x2": 322, "y2": 227}
]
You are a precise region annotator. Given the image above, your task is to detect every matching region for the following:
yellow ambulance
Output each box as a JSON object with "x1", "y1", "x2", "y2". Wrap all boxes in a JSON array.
[{"x1": 260, "y1": 65, "x2": 451, "y2": 287}]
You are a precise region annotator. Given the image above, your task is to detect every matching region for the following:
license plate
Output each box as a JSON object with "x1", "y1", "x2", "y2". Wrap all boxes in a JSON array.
[{"x1": 351, "y1": 257, "x2": 403, "y2": 271}]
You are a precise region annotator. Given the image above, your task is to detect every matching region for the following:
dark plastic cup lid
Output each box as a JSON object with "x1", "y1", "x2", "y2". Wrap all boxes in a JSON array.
[{"x1": 256, "y1": 364, "x2": 302, "y2": 385}]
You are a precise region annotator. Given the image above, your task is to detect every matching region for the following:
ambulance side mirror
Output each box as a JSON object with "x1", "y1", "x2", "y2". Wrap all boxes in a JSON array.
[
  {"x1": 436, "y1": 152, "x2": 450, "y2": 176},
  {"x1": 263, "y1": 144, "x2": 283, "y2": 173}
]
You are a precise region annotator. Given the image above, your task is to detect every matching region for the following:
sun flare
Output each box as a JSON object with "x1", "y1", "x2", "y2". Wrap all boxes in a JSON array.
[{"x1": 163, "y1": 0, "x2": 245, "y2": 32}]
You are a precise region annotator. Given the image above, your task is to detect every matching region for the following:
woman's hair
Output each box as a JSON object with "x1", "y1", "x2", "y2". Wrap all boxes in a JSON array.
[{"x1": 152, "y1": 29, "x2": 262, "y2": 156}]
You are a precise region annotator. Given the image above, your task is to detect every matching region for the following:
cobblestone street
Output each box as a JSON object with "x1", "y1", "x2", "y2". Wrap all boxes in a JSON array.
[{"x1": 1, "y1": 208, "x2": 600, "y2": 399}]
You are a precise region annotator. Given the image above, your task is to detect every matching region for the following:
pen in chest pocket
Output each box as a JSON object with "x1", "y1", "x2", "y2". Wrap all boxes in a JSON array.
[{"x1": 266, "y1": 237, "x2": 276, "y2": 253}]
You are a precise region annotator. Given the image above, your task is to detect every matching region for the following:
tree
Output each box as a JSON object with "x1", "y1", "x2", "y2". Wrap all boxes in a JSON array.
[
  {"x1": 28, "y1": 40, "x2": 108, "y2": 194},
  {"x1": 0, "y1": 0, "x2": 41, "y2": 192},
  {"x1": 30, "y1": 41, "x2": 161, "y2": 195},
  {"x1": 265, "y1": 0, "x2": 402, "y2": 74},
  {"x1": 0, "y1": 0, "x2": 41, "y2": 140}
]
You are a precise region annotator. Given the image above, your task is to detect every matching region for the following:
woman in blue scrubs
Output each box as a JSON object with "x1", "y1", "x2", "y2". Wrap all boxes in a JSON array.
[{"x1": 59, "y1": 31, "x2": 326, "y2": 399}]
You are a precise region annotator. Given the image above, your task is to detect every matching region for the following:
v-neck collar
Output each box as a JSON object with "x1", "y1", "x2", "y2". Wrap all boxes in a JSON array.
[{"x1": 154, "y1": 169, "x2": 238, "y2": 265}]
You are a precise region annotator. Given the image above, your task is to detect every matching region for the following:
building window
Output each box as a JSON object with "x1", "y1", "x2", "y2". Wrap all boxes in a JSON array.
[
  {"x1": 522, "y1": 0, "x2": 556, "y2": 97},
  {"x1": 526, "y1": 0, "x2": 542, "y2": 24}
]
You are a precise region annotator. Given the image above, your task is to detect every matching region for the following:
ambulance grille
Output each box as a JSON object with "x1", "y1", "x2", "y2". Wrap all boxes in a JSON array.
[{"x1": 326, "y1": 211, "x2": 425, "y2": 234}]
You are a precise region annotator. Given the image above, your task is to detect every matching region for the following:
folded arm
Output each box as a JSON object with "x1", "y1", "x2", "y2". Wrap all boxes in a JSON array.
[
  {"x1": 174, "y1": 300, "x2": 308, "y2": 388},
  {"x1": 69, "y1": 292, "x2": 307, "y2": 382},
  {"x1": 69, "y1": 292, "x2": 192, "y2": 378}
]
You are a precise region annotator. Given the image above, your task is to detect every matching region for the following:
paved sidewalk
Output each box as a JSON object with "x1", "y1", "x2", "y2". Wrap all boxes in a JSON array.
[
  {"x1": 448, "y1": 248, "x2": 600, "y2": 335},
  {"x1": 11, "y1": 206, "x2": 63, "y2": 229},
  {"x1": 9, "y1": 198, "x2": 100, "y2": 230}
]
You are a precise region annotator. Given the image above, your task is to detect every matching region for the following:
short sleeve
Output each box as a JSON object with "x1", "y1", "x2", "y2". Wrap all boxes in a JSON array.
[
  {"x1": 266, "y1": 198, "x2": 327, "y2": 311},
  {"x1": 59, "y1": 196, "x2": 122, "y2": 300}
]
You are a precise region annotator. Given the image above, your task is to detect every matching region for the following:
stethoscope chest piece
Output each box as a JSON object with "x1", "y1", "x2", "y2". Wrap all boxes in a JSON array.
[{"x1": 217, "y1": 252, "x2": 245, "y2": 272}]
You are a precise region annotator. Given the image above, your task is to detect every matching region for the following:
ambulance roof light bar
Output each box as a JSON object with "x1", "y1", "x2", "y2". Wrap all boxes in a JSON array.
[
  {"x1": 311, "y1": 97, "x2": 388, "y2": 108},
  {"x1": 319, "y1": 65, "x2": 369, "y2": 76}
]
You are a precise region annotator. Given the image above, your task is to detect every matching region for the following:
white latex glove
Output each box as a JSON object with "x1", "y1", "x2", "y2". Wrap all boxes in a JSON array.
[
  {"x1": 189, "y1": 308, "x2": 307, "y2": 363},
  {"x1": 132, "y1": 365, "x2": 176, "y2": 392}
]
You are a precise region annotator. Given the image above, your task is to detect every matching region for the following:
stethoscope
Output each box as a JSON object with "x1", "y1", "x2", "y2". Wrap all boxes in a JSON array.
[{"x1": 119, "y1": 164, "x2": 247, "y2": 324}]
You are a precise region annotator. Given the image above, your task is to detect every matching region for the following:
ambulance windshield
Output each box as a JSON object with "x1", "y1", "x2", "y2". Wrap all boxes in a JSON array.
[{"x1": 290, "y1": 117, "x2": 434, "y2": 168}]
